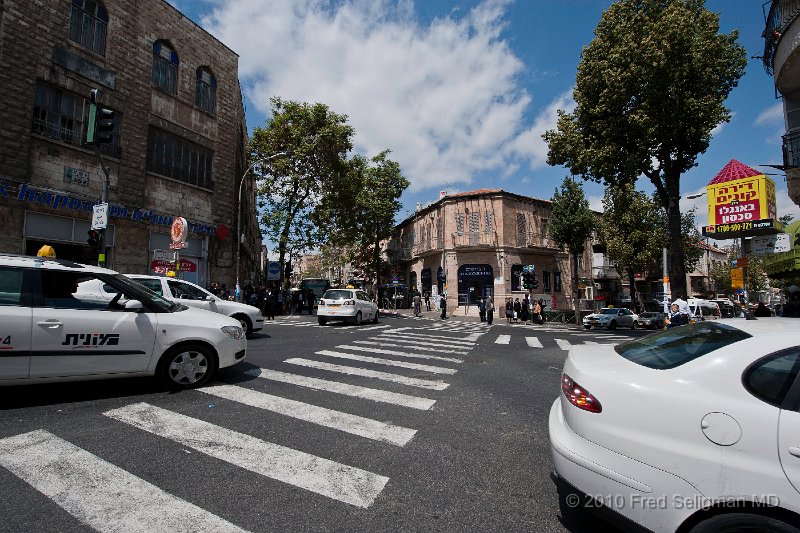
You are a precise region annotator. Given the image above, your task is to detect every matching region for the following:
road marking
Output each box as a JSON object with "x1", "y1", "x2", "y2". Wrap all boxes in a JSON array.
[
  {"x1": 494, "y1": 335, "x2": 511, "y2": 345},
  {"x1": 352, "y1": 340, "x2": 467, "y2": 354},
  {"x1": 555, "y1": 338, "x2": 572, "y2": 351},
  {"x1": 374, "y1": 334, "x2": 474, "y2": 348},
  {"x1": 317, "y1": 350, "x2": 458, "y2": 375},
  {"x1": 104, "y1": 403, "x2": 389, "y2": 509},
  {"x1": 246, "y1": 368, "x2": 436, "y2": 410},
  {"x1": 381, "y1": 331, "x2": 478, "y2": 343},
  {"x1": 525, "y1": 337, "x2": 543, "y2": 348},
  {"x1": 285, "y1": 358, "x2": 449, "y2": 390},
  {"x1": 335, "y1": 344, "x2": 463, "y2": 363},
  {"x1": 200, "y1": 384, "x2": 416, "y2": 446},
  {"x1": 358, "y1": 325, "x2": 393, "y2": 331},
  {"x1": 0, "y1": 430, "x2": 248, "y2": 532}
]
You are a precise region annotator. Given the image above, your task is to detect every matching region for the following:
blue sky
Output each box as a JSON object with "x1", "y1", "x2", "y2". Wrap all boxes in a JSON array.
[{"x1": 170, "y1": 0, "x2": 798, "y2": 242}]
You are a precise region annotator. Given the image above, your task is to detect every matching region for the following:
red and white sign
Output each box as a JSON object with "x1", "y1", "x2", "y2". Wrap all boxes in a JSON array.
[
  {"x1": 169, "y1": 216, "x2": 188, "y2": 249},
  {"x1": 151, "y1": 259, "x2": 196, "y2": 274}
]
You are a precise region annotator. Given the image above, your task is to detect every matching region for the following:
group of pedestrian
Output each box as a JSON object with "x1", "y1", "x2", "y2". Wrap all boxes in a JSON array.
[
  {"x1": 208, "y1": 281, "x2": 234, "y2": 301},
  {"x1": 477, "y1": 295, "x2": 545, "y2": 325},
  {"x1": 477, "y1": 295, "x2": 495, "y2": 325}
]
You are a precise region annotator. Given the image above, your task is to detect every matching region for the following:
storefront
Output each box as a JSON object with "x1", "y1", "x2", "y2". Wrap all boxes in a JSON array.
[{"x1": 457, "y1": 264, "x2": 494, "y2": 306}]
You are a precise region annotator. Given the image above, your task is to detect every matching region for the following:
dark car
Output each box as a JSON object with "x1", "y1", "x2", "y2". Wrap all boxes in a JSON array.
[{"x1": 635, "y1": 311, "x2": 665, "y2": 329}]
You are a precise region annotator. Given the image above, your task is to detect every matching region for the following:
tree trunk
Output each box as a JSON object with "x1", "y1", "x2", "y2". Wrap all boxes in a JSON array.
[
  {"x1": 626, "y1": 267, "x2": 638, "y2": 313},
  {"x1": 666, "y1": 177, "x2": 686, "y2": 299},
  {"x1": 573, "y1": 252, "x2": 581, "y2": 326}
]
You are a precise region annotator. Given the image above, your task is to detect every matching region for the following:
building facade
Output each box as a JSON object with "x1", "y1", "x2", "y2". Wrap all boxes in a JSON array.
[
  {"x1": 0, "y1": 0, "x2": 258, "y2": 288},
  {"x1": 387, "y1": 189, "x2": 593, "y2": 317}
]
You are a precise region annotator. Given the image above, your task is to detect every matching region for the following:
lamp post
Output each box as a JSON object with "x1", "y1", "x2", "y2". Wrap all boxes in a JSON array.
[{"x1": 236, "y1": 152, "x2": 286, "y2": 301}]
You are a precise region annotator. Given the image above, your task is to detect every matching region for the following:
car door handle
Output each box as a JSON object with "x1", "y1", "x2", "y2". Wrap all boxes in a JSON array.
[
  {"x1": 37, "y1": 320, "x2": 63, "y2": 329},
  {"x1": 789, "y1": 447, "x2": 800, "y2": 458}
]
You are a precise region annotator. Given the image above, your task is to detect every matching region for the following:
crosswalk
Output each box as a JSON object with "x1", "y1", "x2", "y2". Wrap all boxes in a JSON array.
[
  {"x1": 494, "y1": 331, "x2": 628, "y2": 351},
  {"x1": 0, "y1": 323, "x2": 488, "y2": 528}
]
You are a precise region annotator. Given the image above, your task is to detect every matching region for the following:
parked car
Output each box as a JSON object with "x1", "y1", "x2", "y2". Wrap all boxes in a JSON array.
[
  {"x1": 687, "y1": 298, "x2": 721, "y2": 322},
  {"x1": 78, "y1": 274, "x2": 263, "y2": 337},
  {"x1": 0, "y1": 254, "x2": 247, "y2": 390},
  {"x1": 634, "y1": 311, "x2": 665, "y2": 330},
  {"x1": 317, "y1": 288, "x2": 379, "y2": 326},
  {"x1": 712, "y1": 298, "x2": 737, "y2": 318},
  {"x1": 582, "y1": 307, "x2": 638, "y2": 330},
  {"x1": 550, "y1": 319, "x2": 800, "y2": 533}
]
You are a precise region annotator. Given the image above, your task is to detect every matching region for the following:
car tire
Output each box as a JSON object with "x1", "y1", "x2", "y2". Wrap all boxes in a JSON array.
[
  {"x1": 353, "y1": 311, "x2": 362, "y2": 326},
  {"x1": 690, "y1": 513, "x2": 800, "y2": 533},
  {"x1": 631, "y1": 321, "x2": 637, "y2": 330},
  {"x1": 157, "y1": 344, "x2": 216, "y2": 390},
  {"x1": 318, "y1": 317, "x2": 327, "y2": 326},
  {"x1": 233, "y1": 314, "x2": 253, "y2": 337},
  {"x1": 583, "y1": 325, "x2": 591, "y2": 330},
  {"x1": 373, "y1": 309, "x2": 379, "y2": 323},
  {"x1": 608, "y1": 320, "x2": 617, "y2": 330}
]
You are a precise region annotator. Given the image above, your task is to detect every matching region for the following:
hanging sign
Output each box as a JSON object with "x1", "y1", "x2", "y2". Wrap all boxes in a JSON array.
[{"x1": 169, "y1": 216, "x2": 188, "y2": 249}]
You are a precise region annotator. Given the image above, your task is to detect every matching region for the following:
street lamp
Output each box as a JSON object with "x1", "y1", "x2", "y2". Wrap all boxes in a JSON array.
[{"x1": 236, "y1": 152, "x2": 286, "y2": 301}]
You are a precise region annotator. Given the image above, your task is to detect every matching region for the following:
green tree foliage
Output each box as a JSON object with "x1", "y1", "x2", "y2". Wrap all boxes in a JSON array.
[
  {"x1": 318, "y1": 150, "x2": 409, "y2": 284},
  {"x1": 549, "y1": 177, "x2": 596, "y2": 324},
  {"x1": 250, "y1": 97, "x2": 354, "y2": 287},
  {"x1": 543, "y1": 0, "x2": 747, "y2": 299}
]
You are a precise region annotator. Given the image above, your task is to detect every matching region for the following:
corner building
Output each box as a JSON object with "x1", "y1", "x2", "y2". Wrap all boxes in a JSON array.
[
  {"x1": 388, "y1": 189, "x2": 594, "y2": 317},
  {"x1": 0, "y1": 0, "x2": 258, "y2": 287}
]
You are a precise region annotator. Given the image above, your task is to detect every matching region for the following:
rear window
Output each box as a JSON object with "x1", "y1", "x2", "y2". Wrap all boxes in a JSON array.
[
  {"x1": 323, "y1": 290, "x2": 353, "y2": 300},
  {"x1": 614, "y1": 322, "x2": 752, "y2": 369}
]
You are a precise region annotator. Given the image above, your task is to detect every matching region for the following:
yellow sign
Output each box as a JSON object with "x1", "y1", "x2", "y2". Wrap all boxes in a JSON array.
[
  {"x1": 707, "y1": 174, "x2": 776, "y2": 226},
  {"x1": 730, "y1": 268, "x2": 744, "y2": 289}
]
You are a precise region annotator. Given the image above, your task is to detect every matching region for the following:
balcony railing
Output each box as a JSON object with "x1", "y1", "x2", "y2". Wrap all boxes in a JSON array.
[
  {"x1": 763, "y1": 0, "x2": 800, "y2": 75},
  {"x1": 515, "y1": 232, "x2": 557, "y2": 249},
  {"x1": 783, "y1": 129, "x2": 800, "y2": 169},
  {"x1": 32, "y1": 117, "x2": 122, "y2": 159},
  {"x1": 451, "y1": 232, "x2": 497, "y2": 248},
  {"x1": 412, "y1": 237, "x2": 442, "y2": 255}
]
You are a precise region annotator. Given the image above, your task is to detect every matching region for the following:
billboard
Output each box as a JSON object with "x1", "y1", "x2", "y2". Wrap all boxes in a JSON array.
[{"x1": 707, "y1": 174, "x2": 776, "y2": 226}]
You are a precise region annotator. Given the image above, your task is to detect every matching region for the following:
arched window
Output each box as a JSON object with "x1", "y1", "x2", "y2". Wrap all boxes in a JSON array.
[
  {"x1": 152, "y1": 41, "x2": 179, "y2": 95},
  {"x1": 69, "y1": 0, "x2": 108, "y2": 56},
  {"x1": 195, "y1": 67, "x2": 217, "y2": 114}
]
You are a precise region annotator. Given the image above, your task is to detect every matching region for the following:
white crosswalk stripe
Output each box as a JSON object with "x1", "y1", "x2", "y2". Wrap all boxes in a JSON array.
[
  {"x1": 374, "y1": 334, "x2": 474, "y2": 348},
  {"x1": 200, "y1": 384, "x2": 416, "y2": 446},
  {"x1": 246, "y1": 368, "x2": 436, "y2": 410},
  {"x1": 392, "y1": 328, "x2": 484, "y2": 342},
  {"x1": 104, "y1": 403, "x2": 389, "y2": 509},
  {"x1": 285, "y1": 358, "x2": 449, "y2": 390},
  {"x1": 494, "y1": 335, "x2": 511, "y2": 345},
  {"x1": 358, "y1": 324, "x2": 393, "y2": 331},
  {"x1": 352, "y1": 340, "x2": 468, "y2": 355},
  {"x1": 335, "y1": 344, "x2": 463, "y2": 364},
  {"x1": 0, "y1": 429, "x2": 249, "y2": 532},
  {"x1": 526, "y1": 337, "x2": 543, "y2": 348},
  {"x1": 317, "y1": 350, "x2": 458, "y2": 375},
  {"x1": 554, "y1": 338, "x2": 572, "y2": 351}
]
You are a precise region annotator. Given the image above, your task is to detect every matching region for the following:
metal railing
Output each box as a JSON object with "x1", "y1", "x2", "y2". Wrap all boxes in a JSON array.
[
  {"x1": 763, "y1": 0, "x2": 800, "y2": 75},
  {"x1": 783, "y1": 129, "x2": 800, "y2": 168},
  {"x1": 32, "y1": 117, "x2": 121, "y2": 158},
  {"x1": 451, "y1": 232, "x2": 497, "y2": 248},
  {"x1": 515, "y1": 232, "x2": 557, "y2": 249}
]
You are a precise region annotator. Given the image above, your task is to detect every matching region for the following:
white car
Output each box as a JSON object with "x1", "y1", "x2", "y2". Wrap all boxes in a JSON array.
[
  {"x1": 582, "y1": 307, "x2": 638, "y2": 330},
  {"x1": 317, "y1": 289, "x2": 378, "y2": 326},
  {"x1": 0, "y1": 254, "x2": 247, "y2": 390},
  {"x1": 79, "y1": 274, "x2": 263, "y2": 337},
  {"x1": 549, "y1": 319, "x2": 800, "y2": 533}
]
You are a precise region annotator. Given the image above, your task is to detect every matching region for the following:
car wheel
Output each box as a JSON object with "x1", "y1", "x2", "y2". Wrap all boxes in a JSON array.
[
  {"x1": 631, "y1": 321, "x2": 637, "y2": 330},
  {"x1": 583, "y1": 325, "x2": 591, "y2": 330},
  {"x1": 373, "y1": 309, "x2": 379, "y2": 323},
  {"x1": 608, "y1": 320, "x2": 617, "y2": 330},
  {"x1": 353, "y1": 311, "x2": 362, "y2": 326},
  {"x1": 157, "y1": 344, "x2": 215, "y2": 390},
  {"x1": 233, "y1": 314, "x2": 253, "y2": 337},
  {"x1": 318, "y1": 317, "x2": 327, "y2": 326},
  {"x1": 690, "y1": 513, "x2": 800, "y2": 533}
]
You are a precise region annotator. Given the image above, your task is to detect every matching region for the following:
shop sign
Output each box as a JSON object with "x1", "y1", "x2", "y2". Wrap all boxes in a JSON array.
[
  {"x1": 708, "y1": 173, "x2": 776, "y2": 226},
  {"x1": 750, "y1": 233, "x2": 791, "y2": 256},
  {"x1": 730, "y1": 268, "x2": 744, "y2": 289},
  {"x1": 151, "y1": 258, "x2": 196, "y2": 274},
  {"x1": 169, "y1": 217, "x2": 188, "y2": 249}
]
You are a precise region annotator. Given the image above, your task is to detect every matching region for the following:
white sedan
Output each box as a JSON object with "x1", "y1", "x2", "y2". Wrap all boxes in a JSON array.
[
  {"x1": 549, "y1": 318, "x2": 800, "y2": 533},
  {"x1": 582, "y1": 307, "x2": 638, "y2": 330},
  {"x1": 317, "y1": 289, "x2": 378, "y2": 326}
]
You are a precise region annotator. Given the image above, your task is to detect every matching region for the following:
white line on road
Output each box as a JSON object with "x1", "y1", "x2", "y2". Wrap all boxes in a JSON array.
[
  {"x1": 382, "y1": 331, "x2": 479, "y2": 343},
  {"x1": 555, "y1": 338, "x2": 572, "y2": 351},
  {"x1": 525, "y1": 337, "x2": 543, "y2": 348},
  {"x1": 335, "y1": 344, "x2": 463, "y2": 364},
  {"x1": 200, "y1": 384, "x2": 416, "y2": 446},
  {"x1": 352, "y1": 340, "x2": 467, "y2": 355},
  {"x1": 494, "y1": 335, "x2": 511, "y2": 345},
  {"x1": 316, "y1": 350, "x2": 458, "y2": 375},
  {"x1": 0, "y1": 430, "x2": 249, "y2": 532},
  {"x1": 285, "y1": 358, "x2": 449, "y2": 390},
  {"x1": 104, "y1": 403, "x2": 389, "y2": 509},
  {"x1": 246, "y1": 368, "x2": 436, "y2": 410},
  {"x1": 374, "y1": 334, "x2": 474, "y2": 348},
  {"x1": 358, "y1": 325, "x2": 393, "y2": 332}
]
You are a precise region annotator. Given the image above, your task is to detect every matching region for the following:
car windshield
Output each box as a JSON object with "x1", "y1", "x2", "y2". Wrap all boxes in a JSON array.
[
  {"x1": 614, "y1": 322, "x2": 752, "y2": 369},
  {"x1": 323, "y1": 290, "x2": 353, "y2": 300},
  {"x1": 105, "y1": 274, "x2": 178, "y2": 312},
  {"x1": 600, "y1": 309, "x2": 619, "y2": 315}
]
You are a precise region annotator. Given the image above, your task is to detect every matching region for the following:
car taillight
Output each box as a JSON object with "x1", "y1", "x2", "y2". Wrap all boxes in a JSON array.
[
  {"x1": 319, "y1": 300, "x2": 326, "y2": 306},
  {"x1": 561, "y1": 374, "x2": 602, "y2": 413},
  {"x1": 343, "y1": 299, "x2": 355, "y2": 306}
]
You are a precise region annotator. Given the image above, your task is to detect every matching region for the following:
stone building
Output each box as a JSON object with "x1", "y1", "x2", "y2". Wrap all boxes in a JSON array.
[
  {"x1": 387, "y1": 189, "x2": 594, "y2": 317},
  {"x1": 0, "y1": 0, "x2": 258, "y2": 288}
]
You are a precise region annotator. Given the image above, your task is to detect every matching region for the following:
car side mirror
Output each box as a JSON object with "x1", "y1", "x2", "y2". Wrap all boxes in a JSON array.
[
  {"x1": 206, "y1": 295, "x2": 215, "y2": 302},
  {"x1": 124, "y1": 299, "x2": 144, "y2": 312}
]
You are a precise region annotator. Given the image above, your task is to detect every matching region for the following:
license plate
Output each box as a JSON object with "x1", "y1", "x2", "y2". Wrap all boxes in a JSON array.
[{"x1": 329, "y1": 304, "x2": 341, "y2": 308}]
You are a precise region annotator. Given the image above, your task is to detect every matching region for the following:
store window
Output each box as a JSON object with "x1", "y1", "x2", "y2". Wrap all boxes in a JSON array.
[
  {"x1": 152, "y1": 41, "x2": 179, "y2": 95},
  {"x1": 195, "y1": 67, "x2": 217, "y2": 114},
  {"x1": 146, "y1": 127, "x2": 214, "y2": 189},
  {"x1": 554, "y1": 272, "x2": 562, "y2": 292},
  {"x1": 69, "y1": 0, "x2": 108, "y2": 56},
  {"x1": 457, "y1": 264, "x2": 493, "y2": 306}
]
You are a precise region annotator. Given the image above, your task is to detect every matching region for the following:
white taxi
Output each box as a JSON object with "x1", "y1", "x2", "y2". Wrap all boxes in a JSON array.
[
  {"x1": 0, "y1": 254, "x2": 247, "y2": 390},
  {"x1": 317, "y1": 289, "x2": 378, "y2": 326},
  {"x1": 78, "y1": 274, "x2": 263, "y2": 337}
]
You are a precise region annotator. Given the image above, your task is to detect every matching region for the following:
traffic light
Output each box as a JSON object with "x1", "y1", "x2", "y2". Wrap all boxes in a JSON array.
[
  {"x1": 531, "y1": 277, "x2": 539, "y2": 290},
  {"x1": 86, "y1": 90, "x2": 115, "y2": 144},
  {"x1": 87, "y1": 229, "x2": 100, "y2": 249},
  {"x1": 284, "y1": 262, "x2": 293, "y2": 279}
]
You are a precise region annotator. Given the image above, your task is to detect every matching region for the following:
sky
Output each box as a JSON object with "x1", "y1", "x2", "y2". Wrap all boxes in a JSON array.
[{"x1": 169, "y1": 0, "x2": 800, "y2": 247}]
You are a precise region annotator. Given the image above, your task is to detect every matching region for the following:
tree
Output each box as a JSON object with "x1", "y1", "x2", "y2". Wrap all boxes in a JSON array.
[
  {"x1": 317, "y1": 150, "x2": 408, "y2": 292},
  {"x1": 250, "y1": 97, "x2": 354, "y2": 288},
  {"x1": 543, "y1": 0, "x2": 747, "y2": 299},
  {"x1": 549, "y1": 176, "x2": 596, "y2": 324}
]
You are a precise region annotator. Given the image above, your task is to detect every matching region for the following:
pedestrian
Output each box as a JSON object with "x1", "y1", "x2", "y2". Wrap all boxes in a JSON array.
[
  {"x1": 532, "y1": 300, "x2": 542, "y2": 325},
  {"x1": 486, "y1": 295, "x2": 494, "y2": 325},
  {"x1": 413, "y1": 292, "x2": 422, "y2": 317},
  {"x1": 306, "y1": 288, "x2": 315, "y2": 315},
  {"x1": 478, "y1": 297, "x2": 486, "y2": 322},
  {"x1": 513, "y1": 298, "x2": 521, "y2": 323},
  {"x1": 520, "y1": 295, "x2": 530, "y2": 324},
  {"x1": 209, "y1": 281, "x2": 220, "y2": 296},
  {"x1": 666, "y1": 303, "x2": 688, "y2": 328},
  {"x1": 505, "y1": 299, "x2": 513, "y2": 323},
  {"x1": 424, "y1": 292, "x2": 431, "y2": 311},
  {"x1": 276, "y1": 290, "x2": 284, "y2": 315},
  {"x1": 753, "y1": 302, "x2": 771, "y2": 317},
  {"x1": 263, "y1": 289, "x2": 274, "y2": 320},
  {"x1": 782, "y1": 286, "x2": 800, "y2": 317},
  {"x1": 439, "y1": 293, "x2": 447, "y2": 319}
]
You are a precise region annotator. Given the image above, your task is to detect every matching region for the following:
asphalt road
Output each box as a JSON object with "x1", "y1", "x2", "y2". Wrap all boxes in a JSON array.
[{"x1": 0, "y1": 314, "x2": 651, "y2": 532}]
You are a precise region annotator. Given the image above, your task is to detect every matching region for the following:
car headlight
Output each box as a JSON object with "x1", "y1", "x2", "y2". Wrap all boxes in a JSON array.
[{"x1": 221, "y1": 325, "x2": 244, "y2": 340}]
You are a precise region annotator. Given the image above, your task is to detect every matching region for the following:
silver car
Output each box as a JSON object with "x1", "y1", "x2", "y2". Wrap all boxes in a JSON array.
[{"x1": 317, "y1": 289, "x2": 378, "y2": 326}]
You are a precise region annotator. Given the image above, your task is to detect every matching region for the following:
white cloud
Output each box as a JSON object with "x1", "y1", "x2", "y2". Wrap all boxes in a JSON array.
[
  {"x1": 200, "y1": 0, "x2": 544, "y2": 191},
  {"x1": 755, "y1": 102, "x2": 783, "y2": 126},
  {"x1": 510, "y1": 89, "x2": 575, "y2": 169}
]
